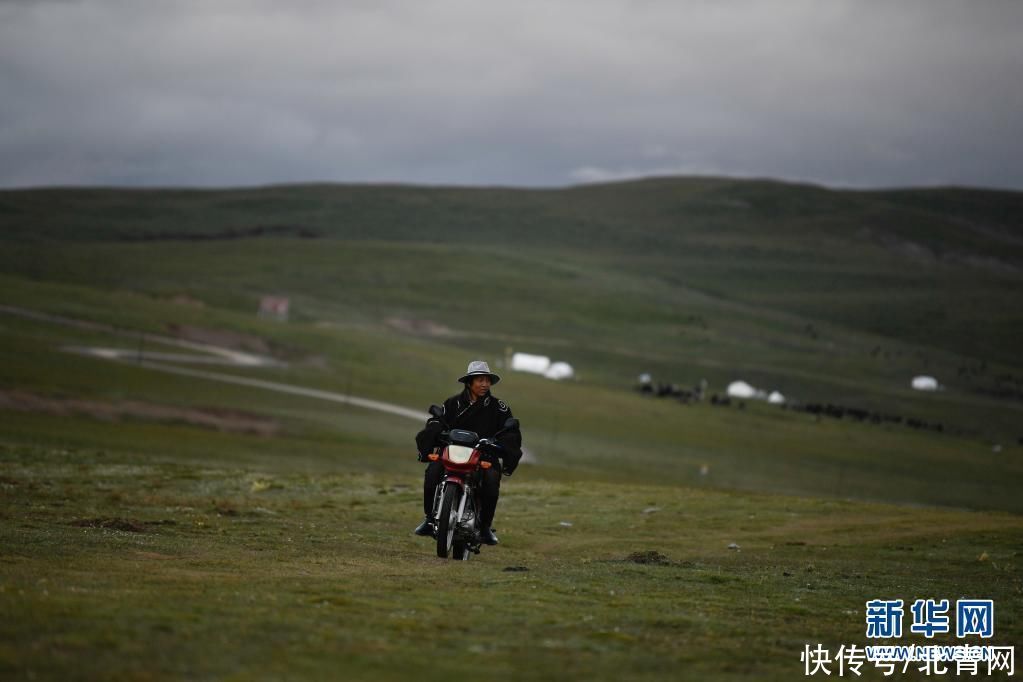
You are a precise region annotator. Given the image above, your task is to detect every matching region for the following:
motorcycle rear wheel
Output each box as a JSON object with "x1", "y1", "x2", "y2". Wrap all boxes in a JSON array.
[{"x1": 436, "y1": 484, "x2": 460, "y2": 558}]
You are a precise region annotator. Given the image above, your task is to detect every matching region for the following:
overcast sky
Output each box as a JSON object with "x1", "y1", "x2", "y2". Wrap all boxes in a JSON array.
[{"x1": 1, "y1": 0, "x2": 1022, "y2": 190}]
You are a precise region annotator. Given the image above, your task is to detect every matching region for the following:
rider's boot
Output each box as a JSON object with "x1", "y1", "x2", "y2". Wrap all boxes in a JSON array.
[
  {"x1": 480, "y1": 527, "x2": 499, "y2": 545},
  {"x1": 413, "y1": 516, "x2": 435, "y2": 537}
]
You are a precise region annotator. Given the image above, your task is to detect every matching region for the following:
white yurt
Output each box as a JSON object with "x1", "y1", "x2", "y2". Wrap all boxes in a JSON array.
[
  {"x1": 911, "y1": 376, "x2": 939, "y2": 391},
  {"x1": 726, "y1": 380, "x2": 757, "y2": 399},
  {"x1": 511, "y1": 352, "x2": 551, "y2": 375},
  {"x1": 544, "y1": 362, "x2": 575, "y2": 381},
  {"x1": 767, "y1": 391, "x2": 786, "y2": 405}
]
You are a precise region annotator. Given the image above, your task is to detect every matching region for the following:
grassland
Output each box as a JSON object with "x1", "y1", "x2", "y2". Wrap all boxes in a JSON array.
[
  {"x1": 4, "y1": 441, "x2": 1022, "y2": 681},
  {"x1": 1, "y1": 177, "x2": 1022, "y2": 679}
]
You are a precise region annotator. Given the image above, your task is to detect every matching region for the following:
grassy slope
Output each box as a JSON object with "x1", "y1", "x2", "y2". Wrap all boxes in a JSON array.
[
  {"x1": 3, "y1": 443, "x2": 1021, "y2": 681},
  {"x1": 1, "y1": 237, "x2": 1022, "y2": 438},
  {"x1": 3, "y1": 279, "x2": 1021, "y2": 513},
  {"x1": 3, "y1": 177, "x2": 1022, "y2": 380},
  {"x1": 2, "y1": 178, "x2": 1023, "y2": 679}
]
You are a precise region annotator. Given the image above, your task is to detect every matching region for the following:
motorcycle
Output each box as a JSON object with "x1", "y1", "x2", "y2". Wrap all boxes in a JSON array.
[{"x1": 425, "y1": 404, "x2": 518, "y2": 561}]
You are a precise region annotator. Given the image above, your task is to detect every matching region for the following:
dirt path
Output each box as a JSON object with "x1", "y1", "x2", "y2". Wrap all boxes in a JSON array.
[
  {"x1": 0, "y1": 305, "x2": 536, "y2": 461},
  {"x1": 66, "y1": 347, "x2": 431, "y2": 421},
  {"x1": 65, "y1": 347, "x2": 536, "y2": 462},
  {"x1": 1, "y1": 304, "x2": 279, "y2": 367}
]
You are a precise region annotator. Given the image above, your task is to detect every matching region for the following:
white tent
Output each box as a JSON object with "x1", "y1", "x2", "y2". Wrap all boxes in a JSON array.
[
  {"x1": 511, "y1": 352, "x2": 550, "y2": 375},
  {"x1": 545, "y1": 362, "x2": 575, "y2": 381},
  {"x1": 726, "y1": 381, "x2": 757, "y2": 399},
  {"x1": 911, "y1": 375, "x2": 939, "y2": 391},
  {"x1": 767, "y1": 391, "x2": 786, "y2": 405}
]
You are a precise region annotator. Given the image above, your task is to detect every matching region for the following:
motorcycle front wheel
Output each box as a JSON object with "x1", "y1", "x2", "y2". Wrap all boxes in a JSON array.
[
  {"x1": 451, "y1": 493, "x2": 474, "y2": 561},
  {"x1": 436, "y1": 484, "x2": 461, "y2": 558},
  {"x1": 451, "y1": 539, "x2": 470, "y2": 561}
]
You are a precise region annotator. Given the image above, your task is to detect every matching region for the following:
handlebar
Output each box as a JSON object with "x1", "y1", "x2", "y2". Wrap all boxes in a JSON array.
[
  {"x1": 434, "y1": 432, "x2": 503, "y2": 449},
  {"x1": 432, "y1": 431, "x2": 504, "y2": 462}
]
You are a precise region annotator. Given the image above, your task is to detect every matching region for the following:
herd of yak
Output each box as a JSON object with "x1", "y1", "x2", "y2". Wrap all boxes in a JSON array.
[{"x1": 637, "y1": 379, "x2": 953, "y2": 436}]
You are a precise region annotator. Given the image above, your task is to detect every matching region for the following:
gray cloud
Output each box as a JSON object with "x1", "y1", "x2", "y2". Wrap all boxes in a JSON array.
[{"x1": 1, "y1": 0, "x2": 1022, "y2": 188}]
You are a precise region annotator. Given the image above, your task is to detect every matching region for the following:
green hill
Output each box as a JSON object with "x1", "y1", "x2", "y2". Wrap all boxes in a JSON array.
[
  {"x1": 2, "y1": 177, "x2": 1022, "y2": 432},
  {"x1": 2, "y1": 177, "x2": 1023, "y2": 679}
]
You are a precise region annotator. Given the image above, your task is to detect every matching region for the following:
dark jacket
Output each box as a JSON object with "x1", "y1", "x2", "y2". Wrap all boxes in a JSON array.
[{"x1": 416, "y1": 389, "x2": 523, "y2": 473}]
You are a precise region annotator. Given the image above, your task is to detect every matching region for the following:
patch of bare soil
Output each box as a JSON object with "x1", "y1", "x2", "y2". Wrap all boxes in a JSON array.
[
  {"x1": 166, "y1": 323, "x2": 308, "y2": 361},
  {"x1": 168, "y1": 295, "x2": 205, "y2": 308},
  {"x1": 212, "y1": 502, "x2": 240, "y2": 517},
  {"x1": 298, "y1": 354, "x2": 330, "y2": 369},
  {"x1": 165, "y1": 324, "x2": 272, "y2": 355},
  {"x1": 70, "y1": 518, "x2": 144, "y2": 532},
  {"x1": 118, "y1": 225, "x2": 322, "y2": 242},
  {"x1": 69, "y1": 518, "x2": 178, "y2": 533},
  {"x1": 386, "y1": 318, "x2": 452, "y2": 337},
  {"x1": 0, "y1": 390, "x2": 280, "y2": 436},
  {"x1": 865, "y1": 229, "x2": 1020, "y2": 274},
  {"x1": 623, "y1": 550, "x2": 673, "y2": 565},
  {"x1": 134, "y1": 551, "x2": 178, "y2": 560}
]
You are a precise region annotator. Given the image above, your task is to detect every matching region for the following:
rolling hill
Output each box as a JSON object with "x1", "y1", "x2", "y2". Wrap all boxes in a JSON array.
[{"x1": 3, "y1": 177, "x2": 1023, "y2": 679}]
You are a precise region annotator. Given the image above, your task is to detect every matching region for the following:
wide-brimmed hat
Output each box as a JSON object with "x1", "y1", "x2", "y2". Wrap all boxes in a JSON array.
[{"x1": 458, "y1": 360, "x2": 501, "y2": 385}]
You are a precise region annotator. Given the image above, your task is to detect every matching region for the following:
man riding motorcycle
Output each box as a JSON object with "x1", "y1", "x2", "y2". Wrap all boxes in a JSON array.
[{"x1": 414, "y1": 360, "x2": 523, "y2": 545}]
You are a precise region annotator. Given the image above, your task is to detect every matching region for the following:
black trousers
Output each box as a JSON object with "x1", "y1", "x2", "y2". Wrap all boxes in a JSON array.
[{"x1": 423, "y1": 461, "x2": 501, "y2": 529}]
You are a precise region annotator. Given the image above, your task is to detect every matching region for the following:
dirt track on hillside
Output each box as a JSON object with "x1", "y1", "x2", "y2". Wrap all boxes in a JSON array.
[
  {"x1": 2, "y1": 305, "x2": 536, "y2": 462},
  {"x1": 0, "y1": 389, "x2": 280, "y2": 436}
]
